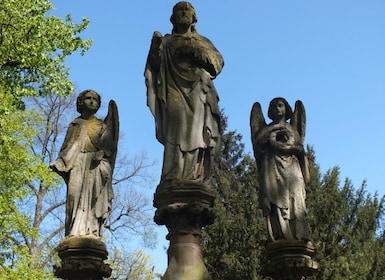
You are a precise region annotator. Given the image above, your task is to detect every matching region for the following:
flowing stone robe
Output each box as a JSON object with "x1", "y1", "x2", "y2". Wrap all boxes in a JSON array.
[
  {"x1": 251, "y1": 100, "x2": 310, "y2": 242},
  {"x1": 145, "y1": 31, "x2": 223, "y2": 182},
  {"x1": 257, "y1": 123, "x2": 309, "y2": 241},
  {"x1": 52, "y1": 116, "x2": 115, "y2": 237}
]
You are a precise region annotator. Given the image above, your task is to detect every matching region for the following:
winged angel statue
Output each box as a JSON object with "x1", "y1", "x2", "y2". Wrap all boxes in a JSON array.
[
  {"x1": 250, "y1": 98, "x2": 310, "y2": 242},
  {"x1": 50, "y1": 90, "x2": 119, "y2": 238}
]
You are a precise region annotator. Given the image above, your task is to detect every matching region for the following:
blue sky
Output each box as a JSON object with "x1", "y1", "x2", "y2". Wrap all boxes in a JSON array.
[{"x1": 52, "y1": 0, "x2": 385, "y2": 274}]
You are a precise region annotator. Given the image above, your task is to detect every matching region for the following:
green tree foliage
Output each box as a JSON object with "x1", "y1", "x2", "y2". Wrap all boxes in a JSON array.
[
  {"x1": 109, "y1": 249, "x2": 155, "y2": 280},
  {"x1": 203, "y1": 113, "x2": 385, "y2": 279},
  {"x1": 0, "y1": 93, "x2": 157, "y2": 278},
  {"x1": 306, "y1": 147, "x2": 385, "y2": 279},
  {"x1": 0, "y1": 0, "x2": 91, "y2": 278},
  {"x1": 0, "y1": 1, "x2": 156, "y2": 279},
  {"x1": 0, "y1": 92, "x2": 57, "y2": 279},
  {"x1": 203, "y1": 114, "x2": 267, "y2": 280},
  {"x1": 0, "y1": 0, "x2": 92, "y2": 99}
]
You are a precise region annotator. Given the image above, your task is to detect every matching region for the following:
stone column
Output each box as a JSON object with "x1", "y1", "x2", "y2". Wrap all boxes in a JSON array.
[
  {"x1": 54, "y1": 236, "x2": 111, "y2": 280},
  {"x1": 264, "y1": 240, "x2": 319, "y2": 280},
  {"x1": 154, "y1": 180, "x2": 215, "y2": 280}
]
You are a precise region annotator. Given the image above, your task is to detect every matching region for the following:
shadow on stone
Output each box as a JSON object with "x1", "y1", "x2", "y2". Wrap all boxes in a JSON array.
[
  {"x1": 264, "y1": 240, "x2": 319, "y2": 280},
  {"x1": 154, "y1": 180, "x2": 215, "y2": 280},
  {"x1": 54, "y1": 236, "x2": 111, "y2": 280}
]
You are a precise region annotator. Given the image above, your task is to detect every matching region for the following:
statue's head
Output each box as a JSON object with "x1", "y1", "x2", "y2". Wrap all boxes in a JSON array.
[
  {"x1": 170, "y1": 1, "x2": 197, "y2": 33},
  {"x1": 77, "y1": 89, "x2": 101, "y2": 113},
  {"x1": 268, "y1": 97, "x2": 293, "y2": 121}
]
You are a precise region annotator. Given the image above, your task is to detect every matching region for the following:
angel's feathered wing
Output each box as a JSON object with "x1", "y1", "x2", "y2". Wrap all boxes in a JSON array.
[
  {"x1": 290, "y1": 100, "x2": 306, "y2": 144},
  {"x1": 290, "y1": 100, "x2": 310, "y2": 185},
  {"x1": 250, "y1": 102, "x2": 266, "y2": 167},
  {"x1": 103, "y1": 100, "x2": 119, "y2": 170}
]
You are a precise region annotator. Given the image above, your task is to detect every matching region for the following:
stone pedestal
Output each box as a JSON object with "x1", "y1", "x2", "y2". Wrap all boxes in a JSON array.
[
  {"x1": 154, "y1": 180, "x2": 215, "y2": 280},
  {"x1": 264, "y1": 240, "x2": 319, "y2": 280},
  {"x1": 54, "y1": 236, "x2": 111, "y2": 280}
]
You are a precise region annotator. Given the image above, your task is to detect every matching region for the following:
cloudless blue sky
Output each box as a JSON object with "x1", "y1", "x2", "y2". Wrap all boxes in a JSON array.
[{"x1": 52, "y1": 0, "x2": 385, "y2": 274}]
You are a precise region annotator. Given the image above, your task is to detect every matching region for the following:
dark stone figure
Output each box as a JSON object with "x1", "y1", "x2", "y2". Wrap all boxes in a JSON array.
[
  {"x1": 145, "y1": 2, "x2": 223, "y2": 280},
  {"x1": 250, "y1": 98, "x2": 309, "y2": 242},
  {"x1": 250, "y1": 98, "x2": 319, "y2": 279},
  {"x1": 51, "y1": 90, "x2": 119, "y2": 280},
  {"x1": 50, "y1": 90, "x2": 119, "y2": 238},
  {"x1": 145, "y1": 1, "x2": 223, "y2": 184}
]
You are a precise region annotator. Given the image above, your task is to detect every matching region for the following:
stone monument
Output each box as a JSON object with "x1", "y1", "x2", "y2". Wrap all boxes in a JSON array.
[
  {"x1": 50, "y1": 90, "x2": 119, "y2": 280},
  {"x1": 145, "y1": 2, "x2": 224, "y2": 279},
  {"x1": 250, "y1": 98, "x2": 319, "y2": 279}
]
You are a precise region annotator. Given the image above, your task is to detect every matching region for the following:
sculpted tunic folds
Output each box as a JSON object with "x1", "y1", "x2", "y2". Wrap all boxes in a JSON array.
[
  {"x1": 51, "y1": 92, "x2": 118, "y2": 238},
  {"x1": 251, "y1": 98, "x2": 310, "y2": 242},
  {"x1": 145, "y1": 30, "x2": 223, "y2": 182}
]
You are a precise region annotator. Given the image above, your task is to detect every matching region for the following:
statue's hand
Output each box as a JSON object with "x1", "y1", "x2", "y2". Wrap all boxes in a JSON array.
[
  {"x1": 153, "y1": 31, "x2": 162, "y2": 38},
  {"x1": 151, "y1": 31, "x2": 163, "y2": 48},
  {"x1": 49, "y1": 158, "x2": 65, "y2": 172},
  {"x1": 93, "y1": 150, "x2": 105, "y2": 163},
  {"x1": 270, "y1": 128, "x2": 295, "y2": 152}
]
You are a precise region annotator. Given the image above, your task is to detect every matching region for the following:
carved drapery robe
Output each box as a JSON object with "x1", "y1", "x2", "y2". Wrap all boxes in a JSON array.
[
  {"x1": 256, "y1": 122, "x2": 309, "y2": 241},
  {"x1": 145, "y1": 32, "x2": 223, "y2": 182},
  {"x1": 53, "y1": 117, "x2": 114, "y2": 237}
]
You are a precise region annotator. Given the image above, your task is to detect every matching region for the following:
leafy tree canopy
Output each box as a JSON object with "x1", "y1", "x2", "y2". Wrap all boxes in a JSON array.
[
  {"x1": 0, "y1": 0, "x2": 92, "y2": 101},
  {"x1": 0, "y1": 0, "x2": 91, "y2": 278},
  {"x1": 203, "y1": 113, "x2": 385, "y2": 280}
]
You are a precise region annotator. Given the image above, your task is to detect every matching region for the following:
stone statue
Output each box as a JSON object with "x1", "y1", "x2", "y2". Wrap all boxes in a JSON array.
[
  {"x1": 145, "y1": 1, "x2": 224, "y2": 184},
  {"x1": 250, "y1": 97, "x2": 310, "y2": 242},
  {"x1": 50, "y1": 90, "x2": 119, "y2": 237}
]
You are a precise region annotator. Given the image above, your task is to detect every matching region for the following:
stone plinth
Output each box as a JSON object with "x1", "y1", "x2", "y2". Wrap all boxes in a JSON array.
[
  {"x1": 154, "y1": 180, "x2": 215, "y2": 280},
  {"x1": 265, "y1": 240, "x2": 319, "y2": 280},
  {"x1": 54, "y1": 236, "x2": 111, "y2": 280}
]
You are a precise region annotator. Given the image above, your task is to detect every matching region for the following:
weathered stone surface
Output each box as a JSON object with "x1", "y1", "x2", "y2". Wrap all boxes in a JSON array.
[
  {"x1": 54, "y1": 236, "x2": 111, "y2": 280},
  {"x1": 50, "y1": 90, "x2": 119, "y2": 238},
  {"x1": 51, "y1": 90, "x2": 119, "y2": 279},
  {"x1": 154, "y1": 180, "x2": 215, "y2": 226},
  {"x1": 155, "y1": 180, "x2": 215, "y2": 280},
  {"x1": 145, "y1": 2, "x2": 223, "y2": 279},
  {"x1": 265, "y1": 240, "x2": 319, "y2": 280},
  {"x1": 251, "y1": 98, "x2": 319, "y2": 279},
  {"x1": 251, "y1": 98, "x2": 310, "y2": 242},
  {"x1": 145, "y1": 1, "x2": 223, "y2": 185}
]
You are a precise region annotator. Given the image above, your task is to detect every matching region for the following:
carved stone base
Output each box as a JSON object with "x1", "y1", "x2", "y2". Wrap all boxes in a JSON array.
[
  {"x1": 54, "y1": 236, "x2": 111, "y2": 280},
  {"x1": 154, "y1": 180, "x2": 215, "y2": 280},
  {"x1": 265, "y1": 240, "x2": 319, "y2": 280}
]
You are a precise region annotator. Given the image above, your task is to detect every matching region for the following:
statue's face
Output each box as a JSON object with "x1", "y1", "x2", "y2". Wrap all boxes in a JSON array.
[
  {"x1": 173, "y1": 2, "x2": 195, "y2": 27},
  {"x1": 82, "y1": 91, "x2": 100, "y2": 113},
  {"x1": 270, "y1": 100, "x2": 286, "y2": 121}
]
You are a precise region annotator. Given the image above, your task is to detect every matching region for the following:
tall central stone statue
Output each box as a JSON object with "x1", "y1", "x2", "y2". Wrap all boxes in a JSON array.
[
  {"x1": 145, "y1": 1, "x2": 223, "y2": 184},
  {"x1": 145, "y1": 2, "x2": 224, "y2": 279}
]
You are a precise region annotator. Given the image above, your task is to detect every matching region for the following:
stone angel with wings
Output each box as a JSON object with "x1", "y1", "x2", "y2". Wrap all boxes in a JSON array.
[
  {"x1": 50, "y1": 90, "x2": 119, "y2": 238},
  {"x1": 250, "y1": 97, "x2": 310, "y2": 242}
]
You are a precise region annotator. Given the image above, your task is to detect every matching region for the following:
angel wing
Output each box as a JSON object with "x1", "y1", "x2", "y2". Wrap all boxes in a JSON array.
[
  {"x1": 250, "y1": 102, "x2": 266, "y2": 167},
  {"x1": 290, "y1": 100, "x2": 310, "y2": 185},
  {"x1": 290, "y1": 100, "x2": 306, "y2": 144},
  {"x1": 103, "y1": 100, "x2": 119, "y2": 169}
]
